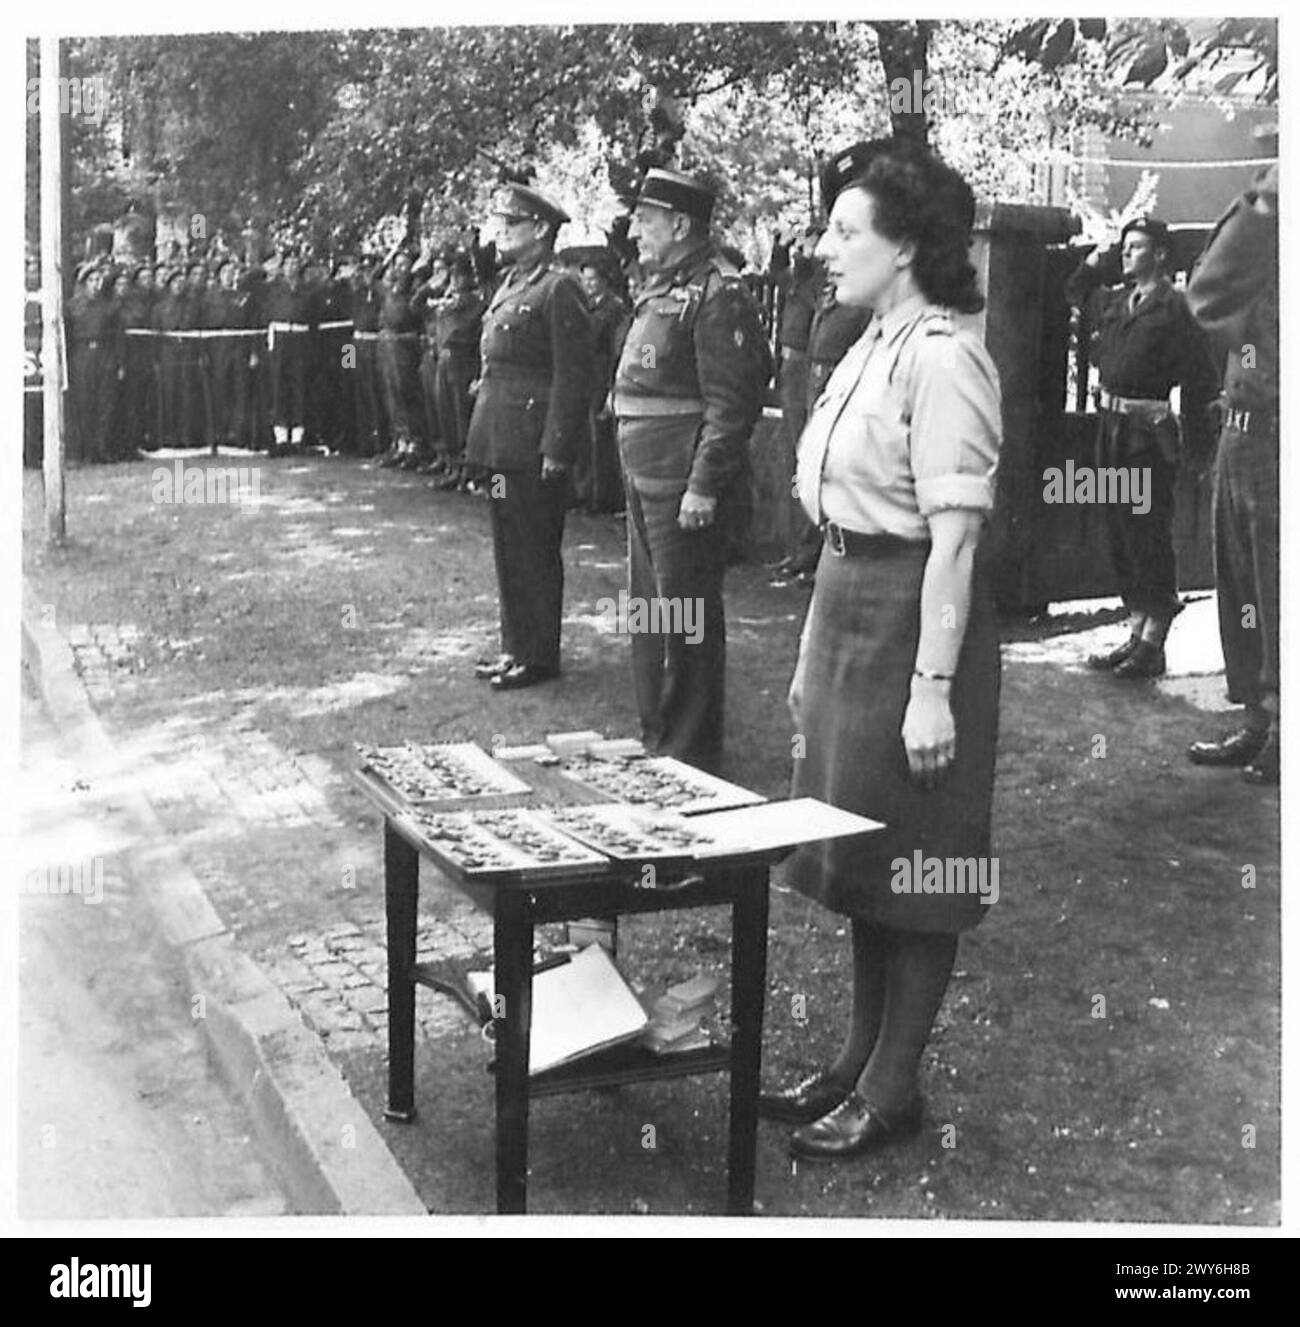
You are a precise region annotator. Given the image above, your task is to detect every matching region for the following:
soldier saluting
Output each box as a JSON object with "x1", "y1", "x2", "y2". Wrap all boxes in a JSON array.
[
  {"x1": 613, "y1": 169, "x2": 769, "y2": 771},
  {"x1": 466, "y1": 184, "x2": 594, "y2": 691}
]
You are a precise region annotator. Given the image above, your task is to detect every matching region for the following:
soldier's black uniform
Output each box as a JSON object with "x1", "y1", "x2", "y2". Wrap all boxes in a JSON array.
[
  {"x1": 1066, "y1": 253, "x2": 1218, "y2": 627},
  {"x1": 264, "y1": 275, "x2": 318, "y2": 447},
  {"x1": 1185, "y1": 174, "x2": 1279, "y2": 781},
  {"x1": 68, "y1": 277, "x2": 121, "y2": 463},
  {"x1": 433, "y1": 284, "x2": 484, "y2": 472},
  {"x1": 348, "y1": 272, "x2": 384, "y2": 455},
  {"x1": 152, "y1": 283, "x2": 188, "y2": 446},
  {"x1": 117, "y1": 280, "x2": 155, "y2": 454},
  {"x1": 207, "y1": 282, "x2": 258, "y2": 448},
  {"x1": 614, "y1": 240, "x2": 769, "y2": 770},
  {"x1": 377, "y1": 275, "x2": 423, "y2": 453},
  {"x1": 575, "y1": 287, "x2": 629, "y2": 512},
  {"x1": 466, "y1": 254, "x2": 593, "y2": 678}
]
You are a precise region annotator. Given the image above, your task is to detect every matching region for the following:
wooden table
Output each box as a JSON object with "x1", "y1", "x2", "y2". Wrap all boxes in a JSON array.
[{"x1": 359, "y1": 751, "x2": 782, "y2": 1216}]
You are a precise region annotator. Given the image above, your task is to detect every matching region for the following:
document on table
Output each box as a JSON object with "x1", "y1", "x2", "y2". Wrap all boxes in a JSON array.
[
  {"x1": 689, "y1": 797, "x2": 884, "y2": 858},
  {"x1": 477, "y1": 944, "x2": 650, "y2": 1075}
]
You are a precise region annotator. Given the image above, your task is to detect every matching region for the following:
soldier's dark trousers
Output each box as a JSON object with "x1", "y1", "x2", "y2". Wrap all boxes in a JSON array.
[
  {"x1": 378, "y1": 332, "x2": 421, "y2": 448},
  {"x1": 71, "y1": 343, "x2": 118, "y2": 462},
  {"x1": 158, "y1": 342, "x2": 185, "y2": 445},
  {"x1": 1213, "y1": 423, "x2": 1279, "y2": 708},
  {"x1": 488, "y1": 468, "x2": 568, "y2": 673},
  {"x1": 182, "y1": 348, "x2": 214, "y2": 448},
  {"x1": 208, "y1": 337, "x2": 244, "y2": 446},
  {"x1": 624, "y1": 480, "x2": 727, "y2": 773},
  {"x1": 270, "y1": 330, "x2": 308, "y2": 432},
  {"x1": 434, "y1": 352, "x2": 477, "y2": 464},
  {"x1": 419, "y1": 346, "x2": 441, "y2": 458},
  {"x1": 1096, "y1": 410, "x2": 1179, "y2": 621},
  {"x1": 353, "y1": 338, "x2": 383, "y2": 455}
]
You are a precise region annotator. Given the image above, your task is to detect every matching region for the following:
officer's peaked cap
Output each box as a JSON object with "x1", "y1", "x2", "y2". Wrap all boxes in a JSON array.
[
  {"x1": 635, "y1": 169, "x2": 715, "y2": 223},
  {"x1": 491, "y1": 184, "x2": 570, "y2": 228}
]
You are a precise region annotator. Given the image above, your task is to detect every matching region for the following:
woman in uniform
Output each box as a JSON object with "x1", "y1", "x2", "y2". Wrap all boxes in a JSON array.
[{"x1": 760, "y1": 142, "x2": 1002, "y2": 1160}]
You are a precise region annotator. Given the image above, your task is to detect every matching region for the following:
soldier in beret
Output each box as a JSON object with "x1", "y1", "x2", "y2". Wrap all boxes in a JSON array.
[
  {"x1": 613, "y1": 168, "x2": 770, "y2": 771},
  {"x1": 466, "y1": 184, "x2": 595, "y2": 690},
  {"x1": 1066, "y1": 215, "x2": 1218, "y2": 677}
]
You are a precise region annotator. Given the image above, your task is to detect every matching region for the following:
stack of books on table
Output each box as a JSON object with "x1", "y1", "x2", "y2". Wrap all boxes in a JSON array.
[{"x1": 641, "y1": 973, "x2": 722, "y2": 1054}]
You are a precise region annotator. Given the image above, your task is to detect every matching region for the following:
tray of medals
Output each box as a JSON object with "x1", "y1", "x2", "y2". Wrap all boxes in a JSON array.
[
  {"x1": 554, "y1": 754, "x2": 767, "y2": 816},
  {"x1": 354, "y1": 741, "x2": 532, "y2": 810},
  {"x1": 399, "y1": 808, "x2": 610, "y2": 883},
  {"x1": 541, "y1": 804, "x2": 726, "y2": 871}
]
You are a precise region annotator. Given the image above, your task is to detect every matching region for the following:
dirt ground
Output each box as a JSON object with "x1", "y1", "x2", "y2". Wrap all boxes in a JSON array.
[{"x1": 21, "y1": 454, "x2": 1280, "y2": 1221}]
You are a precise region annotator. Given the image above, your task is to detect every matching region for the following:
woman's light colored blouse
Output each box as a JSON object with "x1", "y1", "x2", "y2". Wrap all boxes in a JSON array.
[{"x1": 795, "y1": 292, "x2": 1002, "y2": 541}]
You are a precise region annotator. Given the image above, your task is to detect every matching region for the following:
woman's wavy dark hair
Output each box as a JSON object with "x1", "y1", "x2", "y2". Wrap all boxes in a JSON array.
[{"x1": 846, "y1": 146, "x2": 984, "y2": 314}]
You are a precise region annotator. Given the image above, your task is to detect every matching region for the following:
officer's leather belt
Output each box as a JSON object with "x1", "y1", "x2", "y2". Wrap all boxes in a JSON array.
[
  {"x1": 439, "y1": 348, "x2": 478, "y2": 361},
  {"x1": 1223, "y1": 405, "x2": 1277, "y2": 437},
  {"x1": 268, "y1": 321, "x2": 310, "y2": 333},
  {"x1": 1098, "y1": 389, "x2": 1171, "y2": 422},
  {"x1": 352, "y1": 330, "x2": 380, "y2": 341},
  {"x1": 614, "y1": 394, "x2": 705, "y2": 418},
  {"x1": 822, "y1": 520, "x2": 926, "y2": 558}
]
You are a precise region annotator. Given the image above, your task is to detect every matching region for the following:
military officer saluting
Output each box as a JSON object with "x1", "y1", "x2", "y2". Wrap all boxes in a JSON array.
[
  {"x1": 613, "y1": 169, "x2": 769, "y2": 771},
  {"x1": 466, "y1": 183, "x2": 594, "y2": 690}
]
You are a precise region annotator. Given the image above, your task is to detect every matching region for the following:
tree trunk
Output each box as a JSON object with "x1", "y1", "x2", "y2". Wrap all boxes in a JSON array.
[{"x1": 872, "y1": 20, "x2": 935, "y2": 147}]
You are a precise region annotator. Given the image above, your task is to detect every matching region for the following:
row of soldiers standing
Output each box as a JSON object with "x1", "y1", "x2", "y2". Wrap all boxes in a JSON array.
[{"x1": 55, "y1": 242, "x2": 631, "y2": 509}]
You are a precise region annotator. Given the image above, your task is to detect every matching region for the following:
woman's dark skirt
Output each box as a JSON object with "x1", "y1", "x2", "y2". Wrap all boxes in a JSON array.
[{"x1": 785, "y1": 535, "x2": 1000, "y2": 933}]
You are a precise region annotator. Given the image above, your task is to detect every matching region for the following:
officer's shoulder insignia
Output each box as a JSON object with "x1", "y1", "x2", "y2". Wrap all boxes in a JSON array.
[
  {"x1": 733, "y1": 329, "x2": 745, "y2": 347},
  {"x1": 922, "y1": 309, "x2": 955, "y2": 336}
]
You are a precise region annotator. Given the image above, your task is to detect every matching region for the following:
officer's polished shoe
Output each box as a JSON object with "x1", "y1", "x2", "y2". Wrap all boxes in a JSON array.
[
  {"x1": 789, "y1": 1092, "x2": 924, "y2": 1161},
  {"x1": 1187, "y1": 726, "x2": 1268, "y2": 767},
  {"x1": 1087, "y1": 635, "x2": 1139, "y2": 670},
  {"x1": 1112, "y1": 640, "x2": 1166, "y2": 679},
  {"x1": 758, "y1": 1071, "x2": 853, "y2": 1125},
  {"x1": 1243, "y1": 732, "x2": 1280, "y2": 786},
  {"x1": 473, "y1": 654, "x2": 515, "y2": 681},
  {"x1": 490, "y1": 663, "x2": 559, "y2": 691}
]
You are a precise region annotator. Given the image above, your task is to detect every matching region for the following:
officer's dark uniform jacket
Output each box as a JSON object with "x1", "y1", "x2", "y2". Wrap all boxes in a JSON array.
[
  {"x1": 614, "y1": 244, "x2": 768, "y2": 498},
  {"x1": 805, "y1": 289, "x2": 873, "y2": 413},
  {"x1": 466, "y1": 257, "x2": 592, "y2": 472},
  {"x1": 435, "y1": 290, "x2": 485, "y2": 359},
  {"x1": 1065, "y1": 264, "x2": 1219, "y2": 452},
  {"x1": 1186, "y1": 191, "x2": 1278, "y2": 417}
]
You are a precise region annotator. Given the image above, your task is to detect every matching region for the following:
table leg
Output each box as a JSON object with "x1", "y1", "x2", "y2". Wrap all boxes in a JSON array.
[
  {"x1": 383, "y1": 821, "x2": 420, "y2": 1123},
  {"x1": 493, "y1": 892, "x2": 535, "y2": 1214},
  {"x1": 726, "y1": 867, "x2": 769, "y2": 1215}
]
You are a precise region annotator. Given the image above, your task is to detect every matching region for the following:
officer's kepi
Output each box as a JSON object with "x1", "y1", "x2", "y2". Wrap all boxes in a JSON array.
[
  {"x1": 490, "y1": 184, "x2": 570, "y2": 229},
  {"x1": 635, "y1": 169, "x2": 715, "y2": 223}
]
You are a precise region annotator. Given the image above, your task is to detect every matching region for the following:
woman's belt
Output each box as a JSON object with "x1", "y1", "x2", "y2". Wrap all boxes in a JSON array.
[
  {"x1": 822, "y1": 520, "x2": 928, "y2": 558},
  {"x1": 1097, "y1": 389, "x2": 1171, "y2": 422},
  {"x1": 613, "y1": 393, "x2": 705, "y2": 417}
]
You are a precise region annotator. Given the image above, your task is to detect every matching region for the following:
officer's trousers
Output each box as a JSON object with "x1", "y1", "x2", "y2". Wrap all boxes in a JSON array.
[
  {"x1": 269, "y1": 329, "x2": 309, "y2": 433},
  {"x1": 489, "y1": 468, "x2": 568, "y2": 672},
  {"x1": 1214, "y1": 423, "x2": 1279, "y2": 708},
  {"x1": 1095, "y1": 409, "x2": 1180, "y2": 622},
  {"x1": 435, "y1": 352, "x2": 478, "y2": 463},
  {"x1": 624, "y1": 478, "x2": 727, "y2": 773}
]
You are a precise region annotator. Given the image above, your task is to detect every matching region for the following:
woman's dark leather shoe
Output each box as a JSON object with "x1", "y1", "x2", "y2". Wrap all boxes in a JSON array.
[
  {"x1": 1243, "y1": 733, "x2": 1280, "y2": 786},
  {"x1": 1112, "y1": 639, "x2": 1165, "y2": 679},
  {"x1": 789, "y1": 1092, "x2": 923, "y2": 1161},
  {"x1": 1087, "y1": 635, "x2": 1139, "y2": 670},
  {"x1": 1188, "y1": 726, "x2": 1268, "y2": 767},
  {"x1": 758, "y1": 1071, "x2": 852, "y2": 1125}
]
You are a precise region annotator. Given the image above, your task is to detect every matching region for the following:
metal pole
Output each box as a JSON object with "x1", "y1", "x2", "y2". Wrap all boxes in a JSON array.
[{"x1": 40, "y1": 36, "x2": 67, "y2": 544}]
